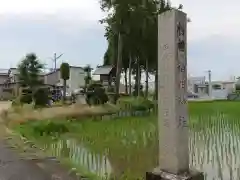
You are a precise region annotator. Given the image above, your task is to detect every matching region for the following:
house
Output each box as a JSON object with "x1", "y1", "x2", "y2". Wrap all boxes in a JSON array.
[
  {"x1": 8, "y1": 68, "x2": 45, "y2": 84},
  {"x1": 93, "y1": 65, "x2": 116, "y2": 86},
  {"x1": 187, "y1": 76, "x2": 207, "y2": 96},
  {"x1": 0, "y1": 69, "x2": 9, "y2": 84},
  {"x1": 187, "y1": 76, "x2": 236, "y2": 99},
  {"x1": 0, "y1": 69, "x2": 13, "y2": 100},
  {"x1": 44, "y1": 66, "x2": 85, "y2": 94},
  {"x1": 210, "y1": 80, "x2": 235, "y2": 99},
  {"x1": 0, "y1": 66, "x2": 85, "y2": 99},
  {"x1": 1, "y1": 68, "x2": 46, "y2": 98}
]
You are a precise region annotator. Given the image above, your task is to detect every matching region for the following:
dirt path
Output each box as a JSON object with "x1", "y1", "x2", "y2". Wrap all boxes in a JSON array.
[{"x1": 0, "y1": 102, "x2": 80, "y2": 180}]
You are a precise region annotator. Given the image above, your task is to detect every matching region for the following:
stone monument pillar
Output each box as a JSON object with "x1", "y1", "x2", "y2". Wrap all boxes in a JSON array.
[
  {"x1": 208, "y1": 70, "x2": 212, "y2": 99},
  {"x1": 146, "y1": 9, "x2": 204, "y2": 180}
]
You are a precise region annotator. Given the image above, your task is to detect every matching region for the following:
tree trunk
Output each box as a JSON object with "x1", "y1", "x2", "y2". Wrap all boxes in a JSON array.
[
  {"x1": 128, "y1": 54, "x2": 132, "y2": 95},
  {"x1": 115, "y1": 32, "x2": 123, "y2": 102},
  {"x1": 137, "y1": 58, "x2": 141, "y2": 97},
  {"x1": 134, "y1": 66, "x2": 138, "y2": 97},
  {"x1": 63, "y1": 79, "x2": 67, "y2": 102},
  {"x1": 124, "y1": 69, "x2": 128, "y2": 94},
  {"x1": 154, "y1": 71, "x2": 158, "y2": 100},
  {"x1": 145, "y1": 59, "x2": 149, "y2": 98}
]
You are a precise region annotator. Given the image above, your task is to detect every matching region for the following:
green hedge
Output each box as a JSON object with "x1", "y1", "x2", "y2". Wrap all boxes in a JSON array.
[
  {"x1": 118, "y1": 97, "x2": 154, "y2": 111},
  {"x1": 33, "y1": 88, "x2": 49, "y2": 107},
  {"x1": 20, "y1": 94, "x2": 32, "y2": 104}
]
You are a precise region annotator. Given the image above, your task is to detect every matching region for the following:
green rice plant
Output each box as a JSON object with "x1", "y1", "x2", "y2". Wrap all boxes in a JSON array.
[{"x1": 12, "y1": 101, "x2": 240, "y2": 180}]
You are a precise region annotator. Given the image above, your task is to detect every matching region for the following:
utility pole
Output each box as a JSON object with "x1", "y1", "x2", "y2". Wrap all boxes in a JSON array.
[
  {"x1": 51, "y1": 53, "x2": 63, "y2": 71},
  {"x1": 208, "y1": 70, "x2": 212, "y2": 98}
]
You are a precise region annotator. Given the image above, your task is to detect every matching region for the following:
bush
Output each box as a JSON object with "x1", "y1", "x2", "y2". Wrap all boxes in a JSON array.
[
  {"x1": 12, "y1": 97, "x2": 22, "y2": 106},
  {"x1": 131, "y1": 97, "x2": 153, "y2": 111},
  {"x1": 236, "y1": 84, "x2": 240, "y2": 91},
  {"x1": 32, "y1": 121, "x2": 69, "y2": 137},
  {"x1": 33, "y1": 88, "x2": 49, "y2": 107},
  {"x1": 108, "y1": 93, "x2": 119, "y2": 104},
  {"x1": 20, "y1": 94, "x2": 32, "y2": 104},
  {"x1": 86, "y1": 83, "x2": 108, "y2": 105},
  {"x1": 107, "y1": 86, "x2": 115, "y2": 93},
  {"x1": 118, "y1": 97, "x2": 154, "y2": 111}
]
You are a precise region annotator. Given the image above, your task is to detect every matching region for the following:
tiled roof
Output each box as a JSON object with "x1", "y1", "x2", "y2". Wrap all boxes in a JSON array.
[
  {"x1": 93, "y1": 66, "x2": 113, "y2": 75},
  {"x1": 0, "y1": 69, "x2": 9, "y2": 75}
]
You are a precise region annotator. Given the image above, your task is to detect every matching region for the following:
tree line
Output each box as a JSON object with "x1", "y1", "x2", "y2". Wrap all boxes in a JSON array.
[{"x1": 100, "y1": 0, "x2": 184, "y2": 99}]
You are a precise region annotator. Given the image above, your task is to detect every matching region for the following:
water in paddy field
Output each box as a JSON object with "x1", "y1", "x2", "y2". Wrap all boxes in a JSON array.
[{"x1": 45, "y1": 114, "x2": 240, "y2": 180}]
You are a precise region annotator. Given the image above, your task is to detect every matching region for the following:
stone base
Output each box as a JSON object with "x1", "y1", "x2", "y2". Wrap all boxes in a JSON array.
[{"x1": 146, "y1": 168, "x2": 204, "y2": 180}]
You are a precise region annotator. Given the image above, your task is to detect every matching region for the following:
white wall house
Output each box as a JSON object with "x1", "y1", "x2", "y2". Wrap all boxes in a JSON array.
[
  {"x1": 44, "y1": 66, "x2": 85, "y2": 93},
  {"x1": 187, "y1": 76, "x2": 236, "y2": 99},
  {"x1": 187, "y1": 76, "x2": 207, "y2": 96},
  {"x1": 210, "y1": 81, "x2": 235, "y2": 99}
]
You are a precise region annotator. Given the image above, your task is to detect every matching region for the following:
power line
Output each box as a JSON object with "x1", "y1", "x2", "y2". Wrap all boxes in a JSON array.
[{"x1": 50, "y1": 53, "x2": 63, "y2": 71}]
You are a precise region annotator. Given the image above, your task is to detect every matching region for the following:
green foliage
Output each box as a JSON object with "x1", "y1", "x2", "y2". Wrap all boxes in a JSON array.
[
  {"x1": 12, "y1": 97, "x2": 21, "y2": 106},
  {"x1": 17, "y1": 53, "x2": 44, "y2": 88},
  {"x1": 86, "y1": 83, "x2": 109, "y2": 105},
  {"x1": 100, "y1": 0, "x2": 173, "y2": 98},
  {"x1": 107, "y1": 85, "x2": 115, "y2": 93},
  {"x1": 20, "y1": 94, "x2": 32, "y2": 104},
  {"x1": 83, "y1": 65, "x2": 92, "y2": 91},
  {"x1": 236, "y1": 84, "x2": 240, "y2": 91},
  {"x1": 60, "y1": 62, "x2": 70, "y2": 80},
  {"x1": 16, "y1": 121, "x2": 69, "y2": 138},
  {"x1": 131, "y1": 98, "x2": 153, "y2": 111},
  {"x1": 33, "y1": 88, "x2": 49, "y2": 107},
  {"x1": 19, "y1": 88, "x2": 32, "y2": 104},
  {"x1": 60, "y1": 62, "x2": 70, "y2": 102},
  {"x1": 33, "y1": 121, "x2": 69, "y2": 136},
  {"x1": 132, "y1": 84, "x2": 144, "y2": 97},
  {"x1": 118, "y1": 97, "x2": 153, "y2": 111}
]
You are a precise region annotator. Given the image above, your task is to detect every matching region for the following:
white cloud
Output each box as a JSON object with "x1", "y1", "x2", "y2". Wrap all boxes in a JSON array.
[
  {"x1": 0, "y1": 0, "x2": 106, "y2": 35},
  {"x1": 0, "y1": 0, "x2": 104, "y2": 24},
  {"x1": 0, "y1": 0, "x2": 98, "y2": 13},
  {"x1": 0, "y1": 0, "x2": 239, "y2": 39},
  {"x1": 171, "y1": 0, "x2": 240, "y2": 40}
]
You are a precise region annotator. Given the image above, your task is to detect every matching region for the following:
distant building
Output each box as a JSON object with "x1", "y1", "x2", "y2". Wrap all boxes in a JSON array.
[
  {"x1": 0, "y1": 66, "x2": 85, "y2": 99},
  {"x1": 187, "y1": 76, "x2": 236, "y2": 99},
  {"x1": 93, "y1": 65, "x2": 116, "y2": 86},
  {"x1": 188, "y1": 76, "x2": 207, "y2": 95},
  {"x1": 44, "y1": 66, "x2": 85, "y2": 93}
]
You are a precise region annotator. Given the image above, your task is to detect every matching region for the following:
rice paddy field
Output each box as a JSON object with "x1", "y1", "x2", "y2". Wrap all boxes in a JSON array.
[{"x1": 12, "y1": 101, "x2": 240, "y2": 180}]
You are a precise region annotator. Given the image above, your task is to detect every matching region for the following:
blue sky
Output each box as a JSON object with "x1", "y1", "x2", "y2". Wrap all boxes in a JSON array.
[{"x1": 0, "y1": 0, "x2": 239, "y2": 81}]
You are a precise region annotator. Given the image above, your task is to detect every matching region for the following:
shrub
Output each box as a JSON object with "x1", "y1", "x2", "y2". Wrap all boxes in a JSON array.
[
  {"x1": 108, "y1": 93, "x2": 119, "y2": 104},
  {"x1": 118, "y1": 97, "x2": 154, "y2": 111},
  {"x1": 131, "y1": 97, "x2": 153, "y2": 111},
  {"x1": 86, "y1": 83, "x2": 108, "y2": 105},
  {"x1": 236, "y1": 84, "x2": 240, "y2": 91},
  {"x1": 32, "y1": 121, "x2": 69, "y2": 137},
  {"x1": 107, "y1": 86, "x2": 115, "y2": 93},
  {"x1": 20, "y1": 94, "x2": 32, "y2": 104},
  {"x1": 33, "y1": 88, "x2": 49, "y2": 107},
  {"x1": 11, "y1": 96, "x2": 21, "y2": 106}
]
